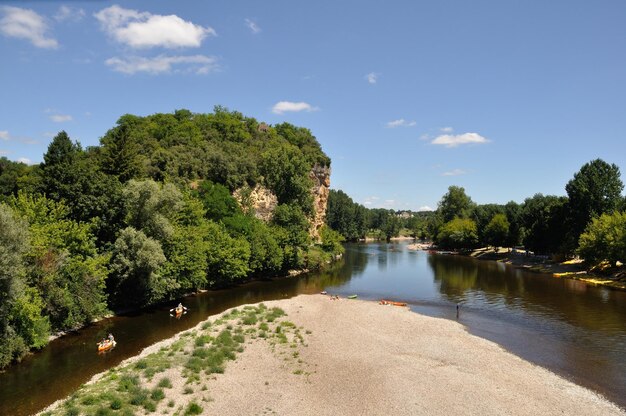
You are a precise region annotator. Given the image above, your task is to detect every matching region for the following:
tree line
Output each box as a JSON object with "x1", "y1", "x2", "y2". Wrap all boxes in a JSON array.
[
  {"x1": 0, "y1": 107, "x2": 342, "y2": 369},
  {"x1": 327, "y1": 159, "x2": 626, "y2": 267}
]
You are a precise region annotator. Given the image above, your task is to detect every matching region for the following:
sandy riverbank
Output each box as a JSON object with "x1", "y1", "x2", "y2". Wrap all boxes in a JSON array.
[{"x1": 40, "y1": 295, "x2": 623, "y2": 416}]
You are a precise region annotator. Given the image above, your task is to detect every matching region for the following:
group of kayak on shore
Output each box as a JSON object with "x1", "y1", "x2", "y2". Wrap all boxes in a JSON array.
[{"x1": 97, "y1": 303, "x2": 187, "y2": 352}]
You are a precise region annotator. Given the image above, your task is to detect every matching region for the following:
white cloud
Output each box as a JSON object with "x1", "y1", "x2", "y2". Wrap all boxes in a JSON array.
[
  {"x1": 0, "y1": 131, "x2": 9, "y2": 141},
  {"x1": 431, "y1": 132, "x2": 489, "y2": 148},
  {"x1": 386, "y1": 119, "x2": 416, "y2": 128},
  {"x1": 271, "y1": 101, "x2": 317, "y2": 114},
  {"x1": 440, "y1": 126, "x2": 453, "y2": 133},
  {"x1": 17, "y1": 157, "x2": 31, "y2": 165},
  {"x1": 95, "y1": 5, "x2": 215, "y2": 49},
  {"x1": 245, "y1": 18, "x2": 260, "y2": 34},
  {"x1": 49, "y1": 114, "x2": 72, "y2": 122},
  {"x1": 0, "y1": 6, "x2": 58, "y2": 49},
  {"x1": 365, "y1": 72, "x2": 378, "y2": 84},
  {"x1": 442, "y1": 168, "x2": 467, "y2": 176},
  {"x1": 0, "y1": 150, "x2": 8, "y2": 156},
  {"x1": 54, "y1": 5, "x2": 85, "y2": 22},
  {"x1": 363, "y1": 201, "x2": 372, "y2": 206},
  {"x1": 105, "y1": 54, "x2": 218, "y2": 75},
  {"x1": 418, "y1": 206, "x2": 433, "y2": 211}
]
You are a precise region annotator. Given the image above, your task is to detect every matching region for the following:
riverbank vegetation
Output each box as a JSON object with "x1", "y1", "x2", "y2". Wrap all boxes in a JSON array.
[
  {"x1": 328, "y1": 159, "x2": 626, "y2": 274},
  {"x1": 40, "y1": 303, "x2": 310, "y2": 416},
  {"x1": 0, "y1": 107, "x2": 341, "y2": 369}
]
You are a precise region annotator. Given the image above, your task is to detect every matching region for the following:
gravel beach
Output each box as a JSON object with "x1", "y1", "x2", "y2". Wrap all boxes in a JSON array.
[{"x1": 40, "y1": 294, "x2": 624, "y2": 416}]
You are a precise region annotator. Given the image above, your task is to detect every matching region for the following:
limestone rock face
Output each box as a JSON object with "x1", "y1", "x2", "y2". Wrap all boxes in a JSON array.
[
  {"x1": 309, "y1": 164, "x2": 331, "y2": 242},
  {"x1": 233, "y1": 185, "x2": 278, "y2": 222},
  {"x1": 233, "y1": 164, "x2": 330, "y2": 241}
]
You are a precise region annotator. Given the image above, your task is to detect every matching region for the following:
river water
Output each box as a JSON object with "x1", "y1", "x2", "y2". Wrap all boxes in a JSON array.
[{"x1": 1, "y1": 242, "x2": 625, "y2": 414}]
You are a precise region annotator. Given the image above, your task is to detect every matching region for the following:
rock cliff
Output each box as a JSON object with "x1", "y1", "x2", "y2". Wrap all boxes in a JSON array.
[
  {"x1": 308, "y1": 164, "x2": 331, "y2": 241},
  {"x1": 233, "y1": 164, "x2": 331, "y2": 241}
]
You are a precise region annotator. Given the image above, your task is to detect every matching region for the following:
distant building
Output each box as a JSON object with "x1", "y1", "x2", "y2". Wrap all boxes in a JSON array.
[
  {"x1": 396, "y1": 211, "x2": 413, "y2": 219},
  {"x1": 258, "y1": 122, "x2": 270, "y2": 132}
]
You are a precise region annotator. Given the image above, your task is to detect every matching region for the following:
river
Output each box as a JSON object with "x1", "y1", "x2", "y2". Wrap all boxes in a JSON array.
[{"x1": 1, "y1": 242, "x2": 625, "y2": 415}]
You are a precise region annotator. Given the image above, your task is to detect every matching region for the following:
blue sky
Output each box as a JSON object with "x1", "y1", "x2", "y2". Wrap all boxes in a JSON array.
[{"x1": 1, "y1": 1, "x2": 625, "y2": 211}]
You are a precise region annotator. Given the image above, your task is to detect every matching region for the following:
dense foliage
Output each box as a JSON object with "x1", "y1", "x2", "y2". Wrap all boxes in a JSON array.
[
  {"x1": 0, "y1": 107, "x2": 338, "y2": 368},
  {"x1": 398, "y1": 159, "x2": 625, "y2": 263},
  {"x1": 327, "y1": 158, "x2": 625, "y2": 267}
]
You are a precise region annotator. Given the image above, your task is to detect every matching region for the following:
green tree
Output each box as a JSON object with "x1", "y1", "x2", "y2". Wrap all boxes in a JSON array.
[
  {"x1": 437, "y1": 218, "x2": 478, "y2": 250},
  {"x1": 108, "y1": 227, "x2": 169, "y2": 308},
  {"x1": 99, "y1": 122, "x2": 143, "y2": 182},
  {"x1": 326, "y1": 190, "x2": 368, "y2": 240},
  {"x1": 437, "y1": 186, "x2": 475, "y2": 223},
  {"x1": 0, "y1": 204, "x2": 31, "y2": 367},
  {"x1": 578, "y1": 211, "x2": 626, "y2": 268},
  {"x1": 521, "y1": 194, "x2": 568, "y2": 254},
  {"x1": 204, "y1": 222, "x2": 250, "y2": 286},
  {"x1": 10, "y1": 193, "x2": 108, "y2": 330},
  {"x1": 565, "y1": 159, "x2": 624, "y2": 250},
  {"x1": 122, "y1": 180, "x2": 183, "y2": 242},
  {"x1": 484, "y1": 213, "x2": 510, "y2": 250},
  {"x1": 195, "y1": 180, "x2": 241, "y2": 221},
  {"x1": 223, "y1": 214, "x2": 283, "y2": 275},
  {"x1": 260, "y1": 143, "x2": 313, "y2": 214}
]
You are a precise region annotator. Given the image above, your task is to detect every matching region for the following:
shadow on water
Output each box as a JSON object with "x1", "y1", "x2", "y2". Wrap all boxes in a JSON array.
[{"x1": 1, "y1": 242, "x2": 625, "y2": 414}]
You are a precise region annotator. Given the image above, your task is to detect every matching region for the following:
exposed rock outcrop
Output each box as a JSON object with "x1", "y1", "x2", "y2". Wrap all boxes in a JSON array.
[
  {"x1": 309, "y1": 164, "x2": 331, "y2": 241},
  {"x1": 233, "y1": 164, "x2": 331, "y2": 241},
  {"x1": 233, "y1": 185, "x2": 279, "y2": 222}
]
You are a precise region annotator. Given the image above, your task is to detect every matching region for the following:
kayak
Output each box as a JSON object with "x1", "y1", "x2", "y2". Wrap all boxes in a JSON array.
[
  {"x1": 347, "y1": 295, "x2": 358, "y2": 299},
  {"x1": 379, "y1": 299, "x2": 407, "y2": 307},
  {"x1": 97, "y1": 340, "x2": 116, "y2": 352}
]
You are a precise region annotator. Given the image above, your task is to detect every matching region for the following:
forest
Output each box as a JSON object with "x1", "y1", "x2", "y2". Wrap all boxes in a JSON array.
[
  {"x1": 327, "y1": 159, "x2": 626, "y2": 266},
  {"x1": 0, "y1": 107, "x2": 343, "y2": 369}
]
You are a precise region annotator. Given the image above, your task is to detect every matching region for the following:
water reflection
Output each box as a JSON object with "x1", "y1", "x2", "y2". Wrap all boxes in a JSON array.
[{"x1": 2, "y1": 242, "x2": 625, "y2": 414}]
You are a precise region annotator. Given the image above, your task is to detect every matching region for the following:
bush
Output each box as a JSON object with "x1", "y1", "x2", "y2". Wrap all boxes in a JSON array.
[
  {"x1": 185, "y1": 402, "x2": 203, "y2": 415},
  {"x1": 157, "y1": 377, "x2": 172, "y2": 388}
]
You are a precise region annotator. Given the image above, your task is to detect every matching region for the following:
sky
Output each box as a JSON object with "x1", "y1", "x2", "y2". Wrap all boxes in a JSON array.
[{"x1": 1, "y1": 0, "x2": 625, "y2": 211}]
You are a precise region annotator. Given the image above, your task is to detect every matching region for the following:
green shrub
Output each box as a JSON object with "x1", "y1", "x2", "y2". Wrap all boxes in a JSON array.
[
  {"x1": 185, "y1": 402, "x2": 203, "y2": 415},
  {"x1": 158, "y1": 377, "x2": 173, "y2": 388},
  {"x1": 134, "y1": 360, "x2": 148, "y2": 369},
  {"x1": 110, "y1": 397, "x2": 123, "y2": 410},
  {"x1": 64, "y1": 406, "x2": 80, "y2": 416},
  {"x1": 151, "y1": 388, "x2": 165, "y2": 401}
]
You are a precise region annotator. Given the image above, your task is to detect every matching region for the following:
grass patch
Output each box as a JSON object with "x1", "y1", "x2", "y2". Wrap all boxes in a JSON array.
[
  {"x1": 184, "y1": 402, "x2": 203, "y2": 415},
  {"x1": 134, "y1": 360, "x2": 148, "y2": 370},
  {"x1": 183, "y1": 387, "x2": 193, "y2": 395},
  {"x1": 158, "y1": 377, "x2": 172, "y2": 389},
  {"x1": 194, "y1": 335, "x2": 212, "y2": 347},
  {"x1": 150, "y1": 388, "x2": 165, "y2": 401},
  {"x1": 117, "y1": 375, "x2": 140, "y2": 392},
  {"x1": 110, "y1": 396, "x2": 123, "y2": 410},
  {"x1": 201, "y1": 321, "x2": 212, "y2": 330}
]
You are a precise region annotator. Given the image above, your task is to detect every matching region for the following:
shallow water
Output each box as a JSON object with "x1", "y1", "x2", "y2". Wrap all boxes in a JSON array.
[{"x1": 1, "y1": 242, "x2": 625, "y2": 414}]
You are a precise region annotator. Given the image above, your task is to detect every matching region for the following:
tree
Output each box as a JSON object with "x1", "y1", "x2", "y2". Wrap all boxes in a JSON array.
[
  {"x1": 437, "y1": 218, "x2": 478, "y2": 250},
  {"x1": 471, "y1": 203, "x2": 505, "y2": 245},
  {"x1": 99, "y1": 122, "x2": 143, "y2": 182},
  {"x1": 437, "y1": 186, "x2": 474, "y2": 223},
  {"x1": 10, "y1": 193, "x2": 108, "y2": 330},
  {"x1": 0, "y1": 204, "x2": 31, "y2": 367},
  {"x1": 260, "y1": 143, "x2": 313, "y2": 215},
  {"x1": 204, "y1": 222, "x2": 250, "y2": 286},
  {"x1": 565, "y1": 159, "x2": 624, "y2": 249},
  {"x1": 108, "y1": 227, "x2": 168, "y2": 308},
  {"x1": 484, "y1": 213, "x2": 509, "y2": 250},
  {"x1": 40, "y1": 131, "x2": 124, "y2": 243},
  {"x1": 195, "y1": 180, "x2": 241, "y2": 221},
  {"x1": 504, "y1": 201, "x2": 522, "y2": 248},
  {"x1": 578, "y1": 211, "x2": 626, "y2": 268},
  {"x1": 122, "y1": 180, "x2": 183, "y2": 242},
  {"x1": 326, "y1": 190, "x2": 368, "y2": 240},
  {"x1": 520, "y1": 194, "x2": 568, "y2": 254}
]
